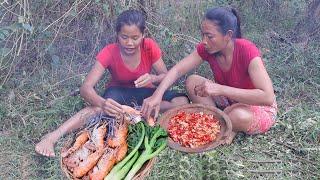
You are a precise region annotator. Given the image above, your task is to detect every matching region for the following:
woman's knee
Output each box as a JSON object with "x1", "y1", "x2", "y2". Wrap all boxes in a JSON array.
[
  {"x1": 225, "y1": 105, "x2": 253, "y2": 132},
  {"x1": 171, "y1": 96, "x2": 189, "y2": 106},
  {"x1": 185, "y1": 75, "x2": 206, "y2": 95}
]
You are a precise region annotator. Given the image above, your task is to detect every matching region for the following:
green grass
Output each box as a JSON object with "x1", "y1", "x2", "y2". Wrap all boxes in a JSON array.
[{"x1": 0, "y1": 0, "x2": 319, "y2": 179}]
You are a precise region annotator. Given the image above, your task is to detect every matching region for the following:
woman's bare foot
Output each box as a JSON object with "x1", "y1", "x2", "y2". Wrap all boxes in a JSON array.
[
  {"x1": 35, "y1": 131, "x2": 60, "y2": 157},
  {"x1": 224, "y1": 131, "x2": 237, "y2": 145}
]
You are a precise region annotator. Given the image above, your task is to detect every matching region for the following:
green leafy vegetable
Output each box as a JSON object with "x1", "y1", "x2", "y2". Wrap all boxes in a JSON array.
[
  {"x1": 124, "y1": 124, "x2": 167, "y2": 180},
  {"x1": 104, "y1": 122, "x2": 145, "y2": 180}
]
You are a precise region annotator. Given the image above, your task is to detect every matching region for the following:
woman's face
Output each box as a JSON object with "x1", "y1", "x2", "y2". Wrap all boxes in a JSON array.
[
  {"x1": 117, "y1": 24, "x2": 144, "y2": 56},
  {"x1": 200, "y1": 19, "x2": 230, "y2": 54}
]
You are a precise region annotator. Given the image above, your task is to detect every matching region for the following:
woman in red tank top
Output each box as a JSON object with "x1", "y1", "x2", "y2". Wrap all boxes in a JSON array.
[
  {"x1": 35, "y1": 10, "x2": 188, "y2": 157},
  {"x1": 142, "y1": 7, "x2": 277, "y2": 144}
]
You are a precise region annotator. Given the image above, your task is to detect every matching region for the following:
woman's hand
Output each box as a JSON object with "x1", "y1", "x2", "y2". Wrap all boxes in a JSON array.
[
  {"x1": 134, "y1": 73, "x2": 154, "y2": 88},
  {"x1": 141, "y1": 94, "x2": 162, "y2": 119},
  {"x1": 101, "y1": 98, "x2": 124, "y2": 117},
  {"x1": 194, "y1": 80, "x2": 223, "y2": 97}
]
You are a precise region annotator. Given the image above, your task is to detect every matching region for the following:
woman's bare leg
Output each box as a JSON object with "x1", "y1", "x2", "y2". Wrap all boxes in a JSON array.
[
  {"x1": 185, "y1": 75, "x2": 216, "y2": 106},
  {"x1": 224, "y1": 104, "x2": 254, "y2": 144},
  {"x1": 35, "y1": 106, "x2": 102, "y2": 157},
  {"x1": 159, "y1": 96, "x2": 189, "y2": 113}
]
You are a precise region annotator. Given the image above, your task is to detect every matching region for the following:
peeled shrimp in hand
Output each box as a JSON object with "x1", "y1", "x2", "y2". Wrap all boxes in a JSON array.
[
  {"x1": 122, "y1": 105, "x2": 156, "y2": 126},
  {"x1": 146, "y1": 116, "x2": 155, "y2": 126},
  {"x1": 122, "y1": 105, "x2": 141, "y2": 116}
]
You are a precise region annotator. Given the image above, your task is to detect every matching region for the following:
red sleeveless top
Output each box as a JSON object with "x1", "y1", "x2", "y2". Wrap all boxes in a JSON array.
[{"x1": 196, "y1": 39, "x2": 261, "y2": 89}]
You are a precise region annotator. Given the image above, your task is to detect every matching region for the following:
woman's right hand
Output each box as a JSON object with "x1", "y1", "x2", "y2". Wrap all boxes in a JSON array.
[
  {"x1": 141, "y1": 94, "x2": 162, "y2": 119},
  {"x1": 102, "y1": 98, "x2": 124, "y2": 117}
]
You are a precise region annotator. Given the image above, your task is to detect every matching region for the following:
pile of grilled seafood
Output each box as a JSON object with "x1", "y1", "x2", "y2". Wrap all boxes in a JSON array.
[{"x1": 61, "y1": 105, "x2": 145, "y2": 180}]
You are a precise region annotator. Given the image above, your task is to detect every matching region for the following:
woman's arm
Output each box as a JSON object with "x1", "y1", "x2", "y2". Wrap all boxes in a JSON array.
[
  {"x1": 134, "y1": 58, "x2": 167, "y2": 87},
  {"x1": 80, "y1": 61, "x2": 106, "y2": 107},
  {"x1": 80, "y1": 61, "x2": 123, "y2": 115},
  {"x1": 154, "y1": 50, "x2": 203, "y2": 96},
  {"x1": 226, "y1": 57, "x2": 275, "y2": 105},
  {"x1": 150, "y1": 57, "x2": 167, "y2": 84},
  {"x1": 141, "y1": 50, "x2": 203, "y2": 118}
]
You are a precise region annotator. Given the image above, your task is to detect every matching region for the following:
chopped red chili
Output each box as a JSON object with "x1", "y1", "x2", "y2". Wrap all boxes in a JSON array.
[{"x1": 168, "y1": 111, "x2": 221, "y2": 148}]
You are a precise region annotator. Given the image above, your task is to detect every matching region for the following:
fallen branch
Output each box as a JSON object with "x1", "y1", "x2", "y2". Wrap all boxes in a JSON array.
[
  {"x1": 246, "y1": 159, "x2": 282, "y2": 163},
  {"x1": 276, "y1": 141, "x2": 305, "y2": 155},
  {"x1": 246, "y1": 169, "x2": 283, "y2": 173}
]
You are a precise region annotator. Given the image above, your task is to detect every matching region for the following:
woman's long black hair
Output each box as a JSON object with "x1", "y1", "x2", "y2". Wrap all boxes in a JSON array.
[
  {"x1": 204, "y1": 7, "x2": 242, "y2": 38},
  {"x1": 115, "y1": 9, "x2": 146, "y2": 34}
]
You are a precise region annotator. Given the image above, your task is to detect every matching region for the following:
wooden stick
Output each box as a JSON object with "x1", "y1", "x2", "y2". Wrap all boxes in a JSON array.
[
  {"x1": 246, "y1": 170, "x2": 283, "y2": 173},
  {"x1": 246, "y1": 159, "x2": 282, "y2": 163}
]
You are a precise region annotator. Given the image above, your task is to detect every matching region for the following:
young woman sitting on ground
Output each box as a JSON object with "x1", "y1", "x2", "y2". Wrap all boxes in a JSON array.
[
  {"x1": 141, "y1": 7, "x2": 278, "y2": 144},
  {"x1": 35, "y1": 9, "x2": 188, "y2": 157}
]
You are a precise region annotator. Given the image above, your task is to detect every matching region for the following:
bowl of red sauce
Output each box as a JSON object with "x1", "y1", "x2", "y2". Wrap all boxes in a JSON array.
[{"x1": 158, "y1": 103, "x2": 232, "y2": 153}]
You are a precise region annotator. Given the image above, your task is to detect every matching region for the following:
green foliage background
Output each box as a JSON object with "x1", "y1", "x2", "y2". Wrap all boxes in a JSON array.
[{"x1": 0, "y1": 0, "x2": 319, "y2": 179}]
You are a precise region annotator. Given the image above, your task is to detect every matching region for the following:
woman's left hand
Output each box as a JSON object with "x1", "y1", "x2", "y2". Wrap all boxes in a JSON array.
[
  {"x1": 194, "y1": 80, "x2": 222, "y2": 97},
  {"x1": 134, "y1": 73, "x2": 154, "y2": 88}
]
